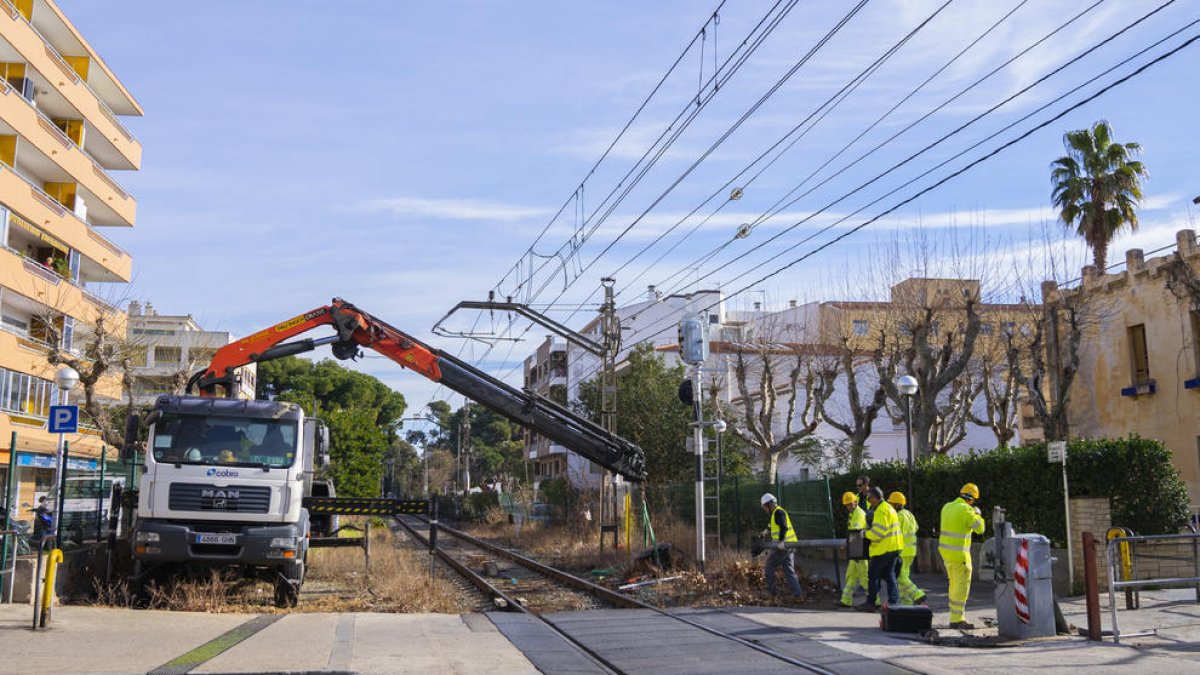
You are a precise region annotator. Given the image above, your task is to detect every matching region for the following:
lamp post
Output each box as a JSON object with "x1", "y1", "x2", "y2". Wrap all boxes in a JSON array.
[
  {"x1": 896, "y1": 375, "x2": 918, "y2": 500},
  {"x1": 50, "y1": 366, "x2": 79, "y2": 541}
]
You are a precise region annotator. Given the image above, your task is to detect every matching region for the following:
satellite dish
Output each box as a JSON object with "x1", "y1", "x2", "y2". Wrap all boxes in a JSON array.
[{"x1": 735, "y1": 223, "x2": 752, "y2": 239}]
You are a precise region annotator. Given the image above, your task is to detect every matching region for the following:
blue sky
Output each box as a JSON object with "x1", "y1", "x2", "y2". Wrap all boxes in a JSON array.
[{"x1": 60, "y1": 0, "x2": 1200, "y2": 413}]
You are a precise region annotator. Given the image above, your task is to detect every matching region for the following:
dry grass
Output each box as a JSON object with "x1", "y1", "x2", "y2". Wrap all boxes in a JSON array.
[
  {"x1": 301, "y1": 522, "x2": 471, "y2": 613},
  {"x1": 467, "y1": 511, "x2": 838, "y2": 609},
  {"x1": 89, "y1": 521, "x2": 474, "y2": 613}
]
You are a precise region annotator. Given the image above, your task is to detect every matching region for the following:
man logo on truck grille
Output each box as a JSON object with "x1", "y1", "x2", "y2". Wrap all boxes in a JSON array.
[{"x1": 201, "y1": 489, "x2": 240, "y2": 510}]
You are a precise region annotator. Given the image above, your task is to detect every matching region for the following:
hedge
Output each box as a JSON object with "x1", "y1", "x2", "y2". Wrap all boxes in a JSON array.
[{"x1": 828, "y1": 438, "x2": 1189, "y2": 546}]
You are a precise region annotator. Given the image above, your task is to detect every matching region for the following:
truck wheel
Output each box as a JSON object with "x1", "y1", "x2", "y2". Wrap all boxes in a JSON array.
[{"x1": 274, "y1": 561, "x2": 303, "y2": 608}]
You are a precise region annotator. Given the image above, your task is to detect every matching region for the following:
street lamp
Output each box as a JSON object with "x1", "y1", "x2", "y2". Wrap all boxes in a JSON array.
[
  {"x1": 896, "y1": 375, "x2": 918, "y2": 501},
  {"x1": 51, "y1": 366, "x2": 79, "y2": 541}
]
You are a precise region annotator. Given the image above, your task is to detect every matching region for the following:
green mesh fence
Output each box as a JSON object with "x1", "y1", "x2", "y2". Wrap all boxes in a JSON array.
[{"x1": 643, "y1": 476, "x2": 836, "y2": 548}]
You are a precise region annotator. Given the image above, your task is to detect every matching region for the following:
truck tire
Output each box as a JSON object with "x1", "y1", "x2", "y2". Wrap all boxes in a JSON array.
[{"x1": 274, "y1": 561, "x2": 304, "y2": 608}]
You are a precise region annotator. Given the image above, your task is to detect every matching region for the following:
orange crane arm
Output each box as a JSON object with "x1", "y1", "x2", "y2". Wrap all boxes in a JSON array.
[
  {"x1": 192, "y1": 299, "x2": 442, "y2": 396},
  {"x1": 187, "y1": 298, "x2": 645, "y2": 480}
]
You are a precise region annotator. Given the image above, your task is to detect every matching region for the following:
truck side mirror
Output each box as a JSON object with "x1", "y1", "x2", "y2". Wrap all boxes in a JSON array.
[
  {"x1": 318, "y1": 425, "x2": 331, "y2": 468},
  {"x1": 120, "y1": 412, "x2": 140, "y2": 461}
]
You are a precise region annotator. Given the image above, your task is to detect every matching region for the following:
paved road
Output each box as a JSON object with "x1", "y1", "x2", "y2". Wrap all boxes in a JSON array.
[{"x1": 0, "y1": 586, "x2": 1197, "y2": 673}]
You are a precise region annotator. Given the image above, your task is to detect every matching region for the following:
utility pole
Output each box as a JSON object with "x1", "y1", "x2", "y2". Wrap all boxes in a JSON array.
[
  {"x1": 599, "y1": 278, "x2": 620, "y2": 551},
  {"x1": 463, "y1": 401, "x2": 472, "y2": 493}
]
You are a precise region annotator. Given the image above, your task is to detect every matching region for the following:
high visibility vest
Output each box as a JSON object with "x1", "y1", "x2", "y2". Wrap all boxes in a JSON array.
[
  {"x1": 897, "y1": 508, "x2": 918, "y2": 557},
  {"x1": 848, "y1": 505, "x2": 866, "y2": 531},
  {"x1": 770, "y1": 505, "x2": 798, "y2": 543},
  {"x1": 865, "y1": 502, "x2": 904, "y2": 556},
  {"x1": 938, "y1": 497, "x2": 985, "y2": 563}
]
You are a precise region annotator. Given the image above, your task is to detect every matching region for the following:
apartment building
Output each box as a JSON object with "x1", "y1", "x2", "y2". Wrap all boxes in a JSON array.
[
  {"x1": 1059, "y1": 230, "x2": 1200, "y2": 506},
  {"x1": 0, "y1": 0, "x2": 140, "y2": 521},
  {"x1": 126, "y1": 302, "x2": 256, "y2": 404},
  {"x1": 522, "y1": 337, "x2": 573, "y2": 482}
]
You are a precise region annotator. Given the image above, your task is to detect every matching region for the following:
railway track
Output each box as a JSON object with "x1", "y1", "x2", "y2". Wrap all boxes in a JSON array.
[{"x1": 394, "y1": 514, "x2": 837, "y2": 675}]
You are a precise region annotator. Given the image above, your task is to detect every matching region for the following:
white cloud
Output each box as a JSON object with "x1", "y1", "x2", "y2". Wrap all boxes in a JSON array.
[{"x1": 359, "y1": 197, "x2": 553, "y2": 222}]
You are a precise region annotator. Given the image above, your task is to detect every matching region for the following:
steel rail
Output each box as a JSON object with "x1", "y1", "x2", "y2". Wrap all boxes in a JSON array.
[
  {"x1": 413, "y1": 516, "x2": 835, "y2": 675},
  {"x1": 393, "y1": 516, "x2": 623, "y2": 674}
]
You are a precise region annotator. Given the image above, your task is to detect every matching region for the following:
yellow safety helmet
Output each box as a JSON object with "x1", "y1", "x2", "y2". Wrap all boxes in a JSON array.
[
  {"x1": 960, "y1": 483, "x2": 980, "y2": 500},
  {"x1": 841, "y1": 491, "x2": 858, "y2": 505},
  {"x1": 887, "y1": 491, "x2": 906, "y2": 507}
]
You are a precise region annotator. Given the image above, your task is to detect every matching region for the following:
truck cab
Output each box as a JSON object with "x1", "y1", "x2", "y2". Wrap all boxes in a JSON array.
[{"x1": 131, "y1": 395, "x2": 325, "y2": 606}]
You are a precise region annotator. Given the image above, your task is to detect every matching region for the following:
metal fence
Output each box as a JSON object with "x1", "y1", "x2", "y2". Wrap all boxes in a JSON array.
[
  {"x1": 644, "y1": 476, "x2": 836, "y2": 547},
  {"x1": 1105, "y1": 531, "x2": 1200, "y2": 644}
]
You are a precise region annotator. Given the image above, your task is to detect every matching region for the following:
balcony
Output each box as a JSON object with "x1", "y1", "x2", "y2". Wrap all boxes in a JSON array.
[
  {"x1": 0, "y1": 2, "x2": 140, "y2": 168},
  {"x1": 0, "y1": 243, "x2": 118, "y2": 326},
  {"x1": 0, "y1": 80, "x2": 135, "y2": 225},
  {"x1": 0, "y1": 168, "x2": 130, "y2": 281}
]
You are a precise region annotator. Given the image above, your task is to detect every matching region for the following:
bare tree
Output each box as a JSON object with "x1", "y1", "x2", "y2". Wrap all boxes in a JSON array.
[
  {"x1": 1006, "y1": 282, "x2": 1083, "y2": 442},
  {"x1": 969, "y1": 341, "x2": 1020, "y2": 448},
  {"x1": 874, "y1": 288, "x2": 983, "y2": 456},
  {"x1": 41, "y1": 305, "x2": 138, "y2": 448},
  {"x1": 730, "y1": 340, "x2": 837, "y2": 482},
  {"x1": 821, "y1": 336, "x2": 889, "y2": 468}
]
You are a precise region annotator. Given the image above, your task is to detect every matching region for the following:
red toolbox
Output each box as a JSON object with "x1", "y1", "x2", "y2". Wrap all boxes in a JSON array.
[{"x1": 880, "y1": 603, "x2": 933, "y2": 633}]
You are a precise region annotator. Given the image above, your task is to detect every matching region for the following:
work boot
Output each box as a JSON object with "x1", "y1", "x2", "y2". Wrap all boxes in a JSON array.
[
  {"x1": 949, "y1": 620, "x2": 976, "y2": 630},
  {"x1": 854, "y1": 603, "x2": 877, "y2": 613}
]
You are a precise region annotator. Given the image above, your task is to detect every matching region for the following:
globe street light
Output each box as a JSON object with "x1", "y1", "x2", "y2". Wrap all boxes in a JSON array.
[
  {"x1": 51, "y1": 366, "x2": 79, "y2": 541},
  {"x1": 896, "y1": 375, "x2": 918, "y2": 501}
]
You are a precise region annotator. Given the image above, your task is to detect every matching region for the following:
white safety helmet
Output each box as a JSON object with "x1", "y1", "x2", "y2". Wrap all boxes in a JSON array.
[{"x1": 760, "y1": 493, "x2": 776, "y2": 506}]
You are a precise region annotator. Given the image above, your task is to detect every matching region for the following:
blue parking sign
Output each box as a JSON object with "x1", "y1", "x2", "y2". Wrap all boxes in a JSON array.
[{"x1": 48, "y1": 405, "x2": 78, "y2": 433}]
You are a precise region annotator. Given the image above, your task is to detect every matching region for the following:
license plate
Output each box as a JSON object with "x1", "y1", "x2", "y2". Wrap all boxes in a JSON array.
[{"x1": 195, "y1": 533, "x2": 238, "y2": 545}]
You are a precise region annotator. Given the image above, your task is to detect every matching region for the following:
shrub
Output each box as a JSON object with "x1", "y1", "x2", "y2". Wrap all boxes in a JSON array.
[{"x1": 828, "y1": 437, "x2": 1189, "y2": 546}]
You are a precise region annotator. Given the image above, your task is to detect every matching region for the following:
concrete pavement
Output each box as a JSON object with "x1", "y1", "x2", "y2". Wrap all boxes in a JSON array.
[{"x1": 0, "y1": 583, "x2": 1195, "y2": 673}]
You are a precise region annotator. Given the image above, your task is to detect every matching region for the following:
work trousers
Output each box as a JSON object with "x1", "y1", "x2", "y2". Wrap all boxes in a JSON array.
[
  {"x1": 943, "y1": 557, "x2": 972, "y2": 622},
  {"x1": 897, "y1": 554, "x2": 924, "y2": 604},
  {"x1": 865, "y1": 550, "x2": 900, "y2": 607},
  {"x1": 764, "y1": 548, "x2": 804, "y2": 597},
  {"x1": 840, "y1": 559, "x2": 869, "y2": 605}
]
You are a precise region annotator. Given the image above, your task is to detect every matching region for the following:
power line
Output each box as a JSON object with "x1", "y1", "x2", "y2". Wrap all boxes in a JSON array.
[
  {"x1": 571, "y1": 24, "x2": 1200, "y2": 383},
  {"x1": 655, "y1": 0, "x2": 1168, "y2": 301}
]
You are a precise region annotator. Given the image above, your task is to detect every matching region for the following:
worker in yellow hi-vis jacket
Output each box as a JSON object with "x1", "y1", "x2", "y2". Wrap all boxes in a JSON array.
[
  {"x1": 839, "y1": 491, "x2": 869, "y2": 608},
  {"x1": 888, "y1": 491, "x2": 926, "y2": 605},
  {"x1": 939, "y1": 483, "x2": 986, "y2": 628}
]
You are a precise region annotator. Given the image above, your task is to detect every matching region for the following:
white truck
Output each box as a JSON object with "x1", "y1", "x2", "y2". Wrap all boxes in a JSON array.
[{"x1": 130, "y1": 395, "x2": 330, "y2": 606}]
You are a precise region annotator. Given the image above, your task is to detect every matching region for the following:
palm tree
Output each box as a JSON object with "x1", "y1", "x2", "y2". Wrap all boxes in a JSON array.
[{"x1": 1051, "y1": 120, "x2": 1148, "y2": 271}]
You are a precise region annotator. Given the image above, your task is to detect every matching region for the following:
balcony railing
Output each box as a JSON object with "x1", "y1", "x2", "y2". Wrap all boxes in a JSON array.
[
  {"x1": 0, "y1": 163, "x2": 131, "y2": 262},
  {"x1": 0, "y1": 1, "x2": 139, "y2": 144}
]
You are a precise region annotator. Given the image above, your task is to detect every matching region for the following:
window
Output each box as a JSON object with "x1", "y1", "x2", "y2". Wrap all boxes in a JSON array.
[
  {"x1": 852, "y1": 320, "x2": 869, "y2": 336},
  {"x1": 1128, "y1": 324, "x2": 1150, "y2": 384},
  {"x1": 189, "y1": 347, "x2": 217, "y2": 364},
  {"x1": 130, "y1": 346, "x2": 147, "y2": 367},
  {"x1": 154, "y1": 346, "x2": 182, "y2": 365},
  {"x1": 929, "y1": 321, "x2": 940, "y2": 337},
  {"x1": 0, "y1": 366, "x2": 53, "y2": 418},
  {"x1": 980, "y1": 323, "x2": 993, "y2": 336},
  {"x1": 1002, "y1": 321, "x2": 1016, "y2": 336}
]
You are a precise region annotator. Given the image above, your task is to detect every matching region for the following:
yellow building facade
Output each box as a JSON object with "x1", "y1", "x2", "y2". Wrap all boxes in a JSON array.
[
  {"x1": 0, "y1": 0, "x2": 140, "y2": 522},
  {"x1": 1059, "y1": 230, "x2": 1200, "y2": 508}
]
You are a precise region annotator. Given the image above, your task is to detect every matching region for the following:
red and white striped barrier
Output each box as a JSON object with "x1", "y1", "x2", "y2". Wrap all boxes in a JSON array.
[{"x1": 1014, "y1": 538, "x2": 1030, "y2": 624}]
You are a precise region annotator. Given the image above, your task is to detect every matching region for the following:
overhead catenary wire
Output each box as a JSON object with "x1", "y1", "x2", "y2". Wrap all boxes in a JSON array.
[
  {"x1": 506, "y1": 0, "x2": 800, "y2": 305},
  {"x1": 652, "y1": 0, "x2": 1120, "y2": 300},
  {"x1": 569, "y1": 25, "x2": 1200, "y2": 384},
  {"x1": 653, "y1": 0, "x2": 1175, "y2": 304},
  {"x1": 492, "y1": 0, "x2": 885, "y2": 380}
]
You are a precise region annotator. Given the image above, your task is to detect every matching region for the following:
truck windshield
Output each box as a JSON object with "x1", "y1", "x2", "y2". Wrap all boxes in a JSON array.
[{"x1": 149, "y1": 413, "x2": 298, "y2": 469}]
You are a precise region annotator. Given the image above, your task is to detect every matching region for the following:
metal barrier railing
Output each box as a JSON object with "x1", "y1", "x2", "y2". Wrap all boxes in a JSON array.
[
  {"x1": 1106, "y1": 532, "x2": 1200, "y2": 644},
  {"x1": 0, "y1": 530, "x2": 16, "y2": 602}
]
